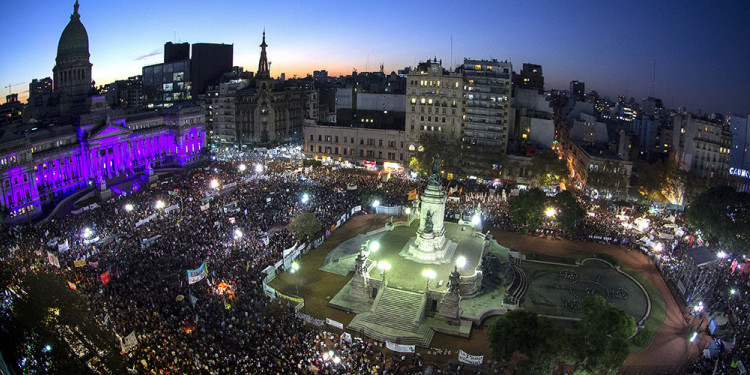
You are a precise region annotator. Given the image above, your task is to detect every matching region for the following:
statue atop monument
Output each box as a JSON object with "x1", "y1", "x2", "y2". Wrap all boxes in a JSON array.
[
  {"x1": 428, "y1": 153, "x2": 442, "y2": 186},
  {"x1": 424, "y1": 210, "x2": 434, "y2": 233}
]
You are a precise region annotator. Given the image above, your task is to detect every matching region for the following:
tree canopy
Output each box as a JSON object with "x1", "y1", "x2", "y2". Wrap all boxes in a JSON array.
[
  {"x1": 571, "y1": 296, "x2": 635, "y2": 372},
  {"x1": 552, "y1": 190, "x2": 585, "y2": 230},
  {"x1": 529, "y1": 148, "x2": 568, "y2": 188},
  {"x1": 586, "y1": 161, "x2": 629, "y2": 199},
  {"x1": 487, "y1": 309, "x2": 554, "y2": 361},
  {"x1": 685, "y1": 186, "x2": 750, "y2": 255},
  {"x1": 508, "y1": 188, "x2": 547, "y2": 231},
  {"x1": 286, "y1": 211, "x2": 322, "y2": 242}
]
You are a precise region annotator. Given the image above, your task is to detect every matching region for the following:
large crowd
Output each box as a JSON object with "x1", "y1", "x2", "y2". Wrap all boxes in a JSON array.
[{"x1": 1, "y1": 152, "x2": 747, "y2": 374}]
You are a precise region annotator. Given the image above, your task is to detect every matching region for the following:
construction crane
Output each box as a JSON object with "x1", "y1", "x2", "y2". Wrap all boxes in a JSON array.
[{"x1": 4, "y1": 82, "x2": 26, "y2": 96}]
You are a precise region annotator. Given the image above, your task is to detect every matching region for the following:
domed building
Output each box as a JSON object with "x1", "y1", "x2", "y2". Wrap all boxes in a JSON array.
[{"x1": 52, "y1": 0, "x2": 92, "y2": 119}]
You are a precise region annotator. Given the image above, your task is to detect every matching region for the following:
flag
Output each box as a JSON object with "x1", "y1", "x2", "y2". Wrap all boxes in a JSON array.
[
  {"x1": 47, "y1": 251, "x2": 60, "y2": 268},
  {"x1": 89, "y1": 261, "x2": 99, "y2": 268},
  {"x1": 58, "y1": 239, "x2": 69, "y2": 252},
  {"x1": 68, "y1": 281, "x2": 77, "y2": 290},
  {"x1": 187, "y1": 262, "x2": 207, "y2": 284},
  {"x1": 408, "y1": 189, "x2": 417, "y2": 201},
  {"x1": 100, "y1": 270, "x2": 111, "y2": 285},
  {"x1": 74, "y1": 259, "x2": 87, "y2": 268}
]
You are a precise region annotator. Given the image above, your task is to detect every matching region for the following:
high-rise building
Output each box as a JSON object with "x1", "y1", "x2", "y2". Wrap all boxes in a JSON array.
[
  {"x1": 0, "y1": 94, "x2": 24, "y2": 126},
  {"x1": 405, "y1": 59, "x2": 464, "y2": 148},
  {"x1": 53, "y1": 0, "x2": 92, "y2": 119},
  {"x1": 570, "y1": 80, "x2": 585, "y2": 101},
  {"x1": 190, "y1": 43, "x2": 233, "y2": 98},
  {"x1": 672, "y1": 113, "x2": 733, "y2": 185},
  {"x1": 143, "y1": 59, "x2": 191, "y2": 108},
  {"x1": 461, "y1": 59, "x2": 513, "y2": 152},
  {"x1": 164, "y1": 42, "x2": 190, "y2": 63},
  {"x1": 105, "y1": 75, "x2": 143, "y2": 110},
  {"x1": 205, "y1": 79, "x2": 249, "y2": 146},
  {"x1": 514, "y1": 63, "x2": 544, "y2": 93},
  {"x1": 728, "y1": 113, "x2": 750, "y2": 172}
]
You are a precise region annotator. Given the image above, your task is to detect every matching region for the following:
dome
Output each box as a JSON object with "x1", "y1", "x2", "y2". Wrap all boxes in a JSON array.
[{"x1": 56, "y1": 1, "x2": 89, "y2": 58}]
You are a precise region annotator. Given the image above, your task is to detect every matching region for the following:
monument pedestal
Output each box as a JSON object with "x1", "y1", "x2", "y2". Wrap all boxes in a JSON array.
[
  {"x1": 96, "y1": 180, "x2": 111, "y2": 201},
  {"x1": 437, "y1": 293, "x2": 462, "y2": 324}
]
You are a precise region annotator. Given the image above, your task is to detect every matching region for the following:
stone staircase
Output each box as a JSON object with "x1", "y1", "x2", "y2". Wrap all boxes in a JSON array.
[
  {"x1": 348, "y1": 287, "x2": 434, "y2": 347},
  {"x1": 505, "y1": 257, "x2": 528, "y2": 305}
]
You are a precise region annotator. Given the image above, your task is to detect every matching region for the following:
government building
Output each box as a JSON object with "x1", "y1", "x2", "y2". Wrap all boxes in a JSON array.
[{"x1": 0, "y1": 1, "x2": 206, "y2": 224}]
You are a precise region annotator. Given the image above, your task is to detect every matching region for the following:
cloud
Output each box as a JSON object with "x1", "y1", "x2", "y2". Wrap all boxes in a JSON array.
[{"x1": 134, "y1": 49, "x2": 162, "y2": 61}]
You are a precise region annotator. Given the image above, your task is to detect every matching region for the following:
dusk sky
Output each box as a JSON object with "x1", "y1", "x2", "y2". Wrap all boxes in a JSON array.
[{"x1": 2, "y1": 0, "x2": 749, "y2": 114}]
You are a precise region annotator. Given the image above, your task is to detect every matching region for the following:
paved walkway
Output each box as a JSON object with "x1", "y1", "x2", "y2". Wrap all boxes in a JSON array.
[{"x1": 490, "y1": 230, "x2": 700, "y2": 373}]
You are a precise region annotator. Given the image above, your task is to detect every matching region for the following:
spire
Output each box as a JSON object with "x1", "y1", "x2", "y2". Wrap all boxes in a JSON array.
[
  {"x1": 72, "y1": 0, "x2": 80, "y2": 20},
  {"x1": 257, "y1": 30, "x2": 270, "y2": 79}
]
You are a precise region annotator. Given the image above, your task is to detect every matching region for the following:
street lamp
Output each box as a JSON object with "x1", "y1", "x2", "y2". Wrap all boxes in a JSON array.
[
  {"x1": 404, "y1": 207, "x2": 411, "y2": 215},
  {"x1": 255, "y1": 163, "x2": 264, "y2": 173},
  {"x1": 372, "y1": 200, "x2": 380, "y2": 208},
  {"x1": 238, "y1": 164, "x2": 247, "y2": 172},
  {"x1": 82, "y1": 227, "x2": 92, "y2": 239},
  {"x1": 545, "y1": 207, "x2": 557, "y2": 218},
  {"x1": 369, "y1": 241, "x2": 380, "y2": 254},
  {"x1": 234, "y1": 228, "x2": 243, "y2": 240},
  {"x1": 717, "y1": 251, "x2": 727, "y2": 259},
  {"x1": 301, "y1": 193, "x2": 310, "y2": 203},
  {"x1": 471, "y1": 213, "x2": 481, "y2": 226},
  {"x1": 210, "y1": 179, "x2": 220, "y2": 189},
  {"x1": 290, "y1": 261, "x2": 299, "y2": 274},
  {"x1": 422, "y1": 269, "x2": 436, "y2": 288},
  {"x1": 456, "y1": 256, "x2": 467, "y2": 269},
  {"x1": 155, "y1": 200, "x2": 165, "y2": 209},
  {"x1": 124, "y1": 204, "x2": 134, "y2": 212}
]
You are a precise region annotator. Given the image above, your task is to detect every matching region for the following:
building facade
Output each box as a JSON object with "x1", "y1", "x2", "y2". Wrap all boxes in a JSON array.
[
  {"x1": 405, "y1": 59, "x2": 464, "y2": 146},
  {"x1": 672, "y1": 113, "x2": 732, "y2": 185},
  {"x1": 303, "y1": 124, "x2": 407, "y2": 168},
  {"x1": 0, "y1": 104, "x2": 206, "y2": 224},
  {"x1": 53, "y1": 1, "x2": 93, "y2": 119},
  {"x1": 728, "y1": 113, "x2": 750, "y2": 172},
  {"x1": 513, "y1": 63, "x2": 544, "y2": 93},
  {"x1": 205, "y1": 80, "x2": 249, "y2": 147}
]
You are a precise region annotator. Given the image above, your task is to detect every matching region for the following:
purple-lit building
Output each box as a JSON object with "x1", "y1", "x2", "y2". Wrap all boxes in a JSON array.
[
  {"x1": 0, "y1": 1, "x2": 206, "y2": 224},
  {"x1": 0, "y1": 103, "x2": 206, "y2": 224}
]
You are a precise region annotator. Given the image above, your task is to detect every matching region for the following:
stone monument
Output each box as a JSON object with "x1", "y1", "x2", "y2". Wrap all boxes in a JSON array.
[{"x1": 437, "y1": 266, "x2": 462, "y2": 323}]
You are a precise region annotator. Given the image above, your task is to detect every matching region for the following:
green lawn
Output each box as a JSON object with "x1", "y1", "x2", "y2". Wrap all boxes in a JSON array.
[{"x1": 621, "y1": 265, "x2": 667, "y2": 352}]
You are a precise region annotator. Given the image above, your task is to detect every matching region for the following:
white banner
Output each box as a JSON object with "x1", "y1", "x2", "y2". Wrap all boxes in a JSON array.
[
  {"x1": 325, "y1": 318, "x2": 344, "y2": 330},
  {"x1": 347, "y1": 184, "x2": 357, "y2": 191},
  {"x1": 200, "y1": 203, "x2": 210, "y2": 211},
  {"x1": 121, "y1": 331, "x2": 138, "y2": 353},
  {"x1": 223, "y1": 182, "x2": 237, "y2": 190},
  {"x1": 458, "y1": 350, "x2": 484, "y2": 366},
  {"x1": 341, "y1": 332, "x2": 352, "y2": 343},
  {"x1": 47, "y1": 251, "x2": 60, "y2": 268},
  {"x1": 386, "y1": 341, "x2": 415, "y2": 353},
  {"x1": 353, "y1": 205, "x2": 362, "y2": 213},
  {"x1": 57, "y1": 239, "x2": 69, "y2": 252},
  {"x1": 165, "y1": 204, "x2": 180, "y2": 213},
  {"x1": 135, "y1": 213, "x2": 158, "y2": 228}
]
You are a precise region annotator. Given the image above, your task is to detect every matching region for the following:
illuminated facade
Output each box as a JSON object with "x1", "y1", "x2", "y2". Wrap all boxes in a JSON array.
[
  {"x1": 0, "y1": 104, "x2": 206, "y2": 224},
  {"x1": 405, "y1": 59, "x2": 464, "y2": 145},
  {"x1": 303, "y1": 124, "x2": 406, "y2": 167}
]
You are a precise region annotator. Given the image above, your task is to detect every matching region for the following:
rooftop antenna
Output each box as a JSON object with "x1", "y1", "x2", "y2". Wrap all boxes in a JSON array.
[
  {"x1": 651, "y1": 59, "x2": 656, "y2": 98},
  {"x1": 450, "y1": 34, "x2": 453, "y2": 72}
]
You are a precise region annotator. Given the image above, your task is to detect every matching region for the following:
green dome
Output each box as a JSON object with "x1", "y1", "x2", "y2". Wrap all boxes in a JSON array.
[{"x1": 56, "y1": 1, "x2": 89, "y2": 58}]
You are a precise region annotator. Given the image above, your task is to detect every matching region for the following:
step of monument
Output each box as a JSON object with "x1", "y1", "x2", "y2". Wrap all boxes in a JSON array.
[
  {"x1": 364, "y1": 287, "x2": 425, "y2": 332},
  {"x1": 348, "y1": 319, "x2": 435, "y2": 347}
]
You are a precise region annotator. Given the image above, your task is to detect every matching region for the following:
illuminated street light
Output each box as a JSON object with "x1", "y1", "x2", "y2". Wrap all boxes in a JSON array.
[
  {"x1": 471, "y1": 214, "x2": 481, "y2": 226},
  {"x1": 545, "y1": 207, "x2": 557, "y2": 218},
  {"x1": 717, "y1": 251, "x2": 727, "y2": 259},
  {"x1": 377, "y1": 260, "x2": 391, "y2": 272},
  {"x1": 301, "y1": 193, "x2": 310, "y2": 203},
  {"x1": 369, "y1": 241, "x2": 380, "y2": 253},
  {"x1": 234, "y1": 229, "x2": 243, "y2": 239},
  {"x1": 155, "y1": 200, "x2": 165, "y2": 209},
  {"x1": 653, "y1": 242, "x2": 663, "y2": 252},
  {"x1": 290, "y1": 261, "x2": 299, "y2": 274},
  {"x1": 239, "y1": 164, "x2": 247, "y2": 172},
  {"x1": 372, "y1": 200, "x2": 380, "y2": 208},
  {"x1": 255, "y1": 164, "x2": 264, "y2": 173},
  {"x1": 82, "y1": 227, "x2": 92, "y2": 239},
  {"x1": 124, "y1": 204, "x2": 134, "y2": 212},
  {"x1": 210, "y1": 179, "x2": 220, "y2": 189},
  {"x1": 43, "y1": 345, "x2": 52, "y2": 352},
  {"x1": 422, "y1": 269, "x2": 436, "y2": 288},
  {"x1": 404, "y1": 207, "x2": 411, "y2": 215},
  {"x1": 456, "y1": 256, "x2": 467, "y2": 268}
]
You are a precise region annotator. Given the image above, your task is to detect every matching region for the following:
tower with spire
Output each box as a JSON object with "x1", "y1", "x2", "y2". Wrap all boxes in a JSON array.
[{"x1": 257, "y1": 30, "x2": 270, "y2": 79}]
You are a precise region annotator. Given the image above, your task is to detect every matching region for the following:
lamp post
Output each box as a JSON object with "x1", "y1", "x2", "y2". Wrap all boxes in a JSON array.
[
  {"x1": 545, "y1": 207, "x2": 557, "y2": 219},
  {"x1": 377, "y1": 260, "x2": 391, "y2": 281},
  {"x1": 422, "y1": 269, "x2": 436, "y2": 289},
  {"x1": 124, "y1": 203, "x2": 134, "y2": 212},
  {"x1": 238, "y1": 163, "x2": 247, "y2": 172},
  {"x1": 210, "y1": 179, "x2": 220, "y2": 190},
  {"x1": 290, "y1": 261, "x2": 301, "y2": 297},
  {"x1": 456, "y1": 256, "x2": 467, "y2": 269},
  {"x1": 155, "y1": 200, "x2": 165, "y2": 209}
]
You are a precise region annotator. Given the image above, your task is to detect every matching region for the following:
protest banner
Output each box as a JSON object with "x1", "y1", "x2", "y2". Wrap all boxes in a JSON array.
[
  {"x1": 458, "y1": 350, "x2": 484, "y2": 366},
  {"x1": 386, "y1": 341, "x2": 415, "y2": 353},
  {"x1": 187, "y1": 262, "x2": 207, "y2": 284},
  {"x1": 325, "y1": 318, "x2": 344, "y2": 330},
  {"x1": 47, "y1": 252, "x2": 60, "y2": 268}
]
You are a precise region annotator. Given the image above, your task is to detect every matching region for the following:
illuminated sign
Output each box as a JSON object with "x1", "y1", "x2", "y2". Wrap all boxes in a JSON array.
[
  {"x1": 729, "y1": 167, "x2": 750, "y2": 179},
  {"x1": 363, "y1": 160, "x2": 376, "y2": 168}
]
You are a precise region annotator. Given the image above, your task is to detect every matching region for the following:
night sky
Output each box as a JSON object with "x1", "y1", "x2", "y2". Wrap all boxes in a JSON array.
[{"x1": 2, "y1": 0, "x2": 749, "y2": 114}]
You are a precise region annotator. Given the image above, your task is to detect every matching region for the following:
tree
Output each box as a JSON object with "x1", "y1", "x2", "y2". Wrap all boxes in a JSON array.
[
  {"x1": 571, "y1": 296, "x2": 635, "y2": 372},
  {"x1": 529, "y1": 148, "x2": 568, "y2": 188},
  {"x1": 685, "y1": 186, "x2": 750, "y2": 255},
  {"x1": 287, "y1": 212, "x2": 322, "y2": 242},
  {"x1": 508, "y1": 188, "x2": 547, "y2": 231},
  {"x1": 552, "y1": 190, "x2": 585, "y2": 230},
  {"x1": 487, "y1": 309, "x2": 555, "y2": 362},
  {"x1": 411, "y1": 133, "x2": 448, "y2": 176}
]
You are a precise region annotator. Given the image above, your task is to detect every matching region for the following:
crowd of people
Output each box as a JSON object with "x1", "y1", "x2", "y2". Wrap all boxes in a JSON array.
[{"x1": 1, "y1": 151, "x2": 747, "y2": 374}]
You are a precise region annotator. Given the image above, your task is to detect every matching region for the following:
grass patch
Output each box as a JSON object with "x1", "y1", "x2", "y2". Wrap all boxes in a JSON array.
[
  {"x1": 621, "y1": 265, "x2": 667, "y2": 352},
  {"x1": 595, "y1": 253, "x2": 621, "y2": 267}
]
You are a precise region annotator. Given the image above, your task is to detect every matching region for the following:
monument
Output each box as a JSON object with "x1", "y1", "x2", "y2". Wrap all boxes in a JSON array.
[{"x1": 322, "y1": 153, "x2": 518, "y2": 346}]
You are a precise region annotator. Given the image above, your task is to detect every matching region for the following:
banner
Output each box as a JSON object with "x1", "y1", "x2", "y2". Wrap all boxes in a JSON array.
[
  {"x1": 353, "y1": 205, "x2": 362, "y2": 213},
  {"x1": 341, "y1": 332, "x2": 352, "y2": 343},
  {"x1": 58, "y1": 239, "x2": 69, "y2": 252},
  {"x1": 187, "y1": 262, "x2": 207, "y2": 284},
  {"x1": 165, "y1": 204, "x2": 180, "y2": 213},
  {"x1": 347, "y1": 184, "x2": 358, "y2": 191},
  {"x1": 458, "y1": 350, "x2": 484, "y2": 366},
  {"x1": 68, "y1": 281, "x2": 77, "y2": 290},
  {"x1": 74, "y1": 259, "x2": 87, "y2": 268},
  {"x1": 408, "y1": 189, "x2": 417, "y2": 200},
  {"x1": 325, "y1": 318, "x2": 344, "y2": 330},
  {"x1": 386, "y1": 341, "x2": 415, "y2": 353},
  {"x1": 47, "y1": 251, "x2": 60, "y2": 268},
  {"x1": 136, "y1": 213, "x2": 158, "y2": 228},
  {"x1": 100, "y1": 270, "x2": 111, "y2": 285},
  {"x1": 295, "y1": 312, "x2": 325, "y2": 327},
  {"x1": 121, "y1": 331, "x2": 138, "y2": 353},
  {"x1": 89, "y1": 261, "x2": 99, "y2": 268},
  {"x1": 200, "y1": 203, "x2": 210, "y2": 211}
]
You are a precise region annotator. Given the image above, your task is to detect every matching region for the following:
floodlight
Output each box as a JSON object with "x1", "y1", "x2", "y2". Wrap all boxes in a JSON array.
[
  {"x1": 456, "y1": 256, "x2": 467, "y2": 268},
  {"x1": 239, "y1": 164, "x2": 247, "y2": 172},
  {"x1": 124, "y1": 204, "x2": 134, "y2": 212}
]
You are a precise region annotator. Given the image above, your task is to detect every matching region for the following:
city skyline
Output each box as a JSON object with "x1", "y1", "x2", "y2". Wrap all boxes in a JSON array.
[{"x1": 2, "y1": 0, "x2": 749, "y2": 114}]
